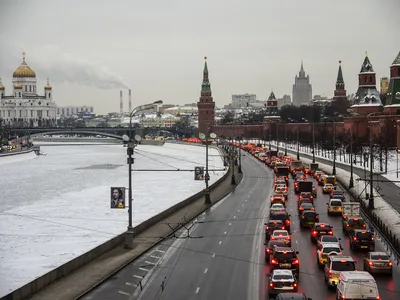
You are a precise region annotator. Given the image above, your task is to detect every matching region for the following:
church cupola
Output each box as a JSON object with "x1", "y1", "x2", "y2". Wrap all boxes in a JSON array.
[
  {"x1": 44, "y1": 78, "x2": 52, "y2": 99},
  {"x1": 358, "y1": 52, "x2": 376, "y2": 87}
]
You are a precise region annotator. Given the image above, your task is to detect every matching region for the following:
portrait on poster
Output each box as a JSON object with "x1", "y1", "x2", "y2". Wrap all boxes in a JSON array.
[{"x1": 110, "y1": 187, "x2": 125, "y2": 209}]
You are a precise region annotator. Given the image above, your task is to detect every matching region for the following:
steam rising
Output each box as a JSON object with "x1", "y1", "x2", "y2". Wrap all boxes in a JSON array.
[{"x1": 31, "y1": 45, "x2": 129, "y2": 89}]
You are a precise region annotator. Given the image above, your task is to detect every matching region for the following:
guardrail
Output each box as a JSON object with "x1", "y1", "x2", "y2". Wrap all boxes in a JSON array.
[{"x1": 3, "y1": 146, "x2": 230, "y2": 300}]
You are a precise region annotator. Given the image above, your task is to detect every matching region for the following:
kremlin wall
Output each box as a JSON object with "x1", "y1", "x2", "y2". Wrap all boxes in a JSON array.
[{"x1": 200, "y1": 51, "x2": 400, "y2": 148}]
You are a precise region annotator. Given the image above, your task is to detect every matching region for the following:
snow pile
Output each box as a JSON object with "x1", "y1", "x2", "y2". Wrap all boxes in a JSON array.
[
  {"x1": 0, "y1": 143, "x2": 226, "y2": 297},
  {"x1": 0, "y1": 150, "x2": 38, "y2": 165}
]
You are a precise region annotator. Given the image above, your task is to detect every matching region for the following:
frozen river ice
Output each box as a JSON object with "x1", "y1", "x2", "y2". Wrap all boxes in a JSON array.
[{"x1": 0, "y1": 142, "x2": 226, "y2": 297}]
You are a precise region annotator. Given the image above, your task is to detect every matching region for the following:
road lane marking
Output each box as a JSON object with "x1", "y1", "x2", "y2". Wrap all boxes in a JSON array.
[
  {"x1": 118, "y1": 291, "x2": 131, "y2": 296},
  {"x1": 139, "y1": 267, "x2": 150, "y2": 272},
  {"x1": 219, "y1": 241, "x2": 222, "y2": 244},
  {"x1": 212, "y1": 253, "x2": 216, "y2": 257},
  {"x1": 196, "y1": 287, "x2": 200, "y2": 294},
  {"x1": 242, "y1": 204, "x2": 244, "y2": 206},
  {"x1": 245, "y1": 199, "x2": 247, "y2": 202},
  {"x1": 155, "y1": 249, "x2": 165, "y2": 253},
  {"x1": 133, "y1": 274, "x2": 143, "y2": 279},
  {"x1": 238, "y1": 210, "x2": 240, "y2": 212},
  {"x1": 150, "y1": 255, "x2": 161, "y2": 259},
  {"x1": 204, "y1": 268, "x2": 208, "y2": 274},
  {"x1": 233, "y1": 216, "x2": 236, "y2": 219},
  {"x1": 126, "y1": 282, "x2": 136, "y2": 287},
  {"x1": 145, "y1": 261, "x2": 156, "y2": 265},
  {"x1": 224, "y1": 231, "x2": 227, "y2": 234},
  {"x1": 229, "y1": 223, "x2": 232, "y2": 226}
]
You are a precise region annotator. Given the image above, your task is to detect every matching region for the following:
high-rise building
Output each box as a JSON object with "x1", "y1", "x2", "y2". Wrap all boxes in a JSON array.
[
  {"x1": 197, "y1": 57, "x2": 215, "y2": 134},
  {"x1": 292, "y1": 61, "x2": 312, "y2": 106},
  {"x1": 231, "y1": 93, "x2": 256, "y2": 108},
  {"x1": 351, "y1": 52, "x2": 382, "y2": 114},
  {"x1": 380, "y1": 77, "x2": 389, "y2": 95}
]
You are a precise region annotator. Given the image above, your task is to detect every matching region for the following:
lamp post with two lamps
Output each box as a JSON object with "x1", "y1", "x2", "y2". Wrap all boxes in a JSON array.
[
  {"x1": 199, "y1": 131, "x2": 217, "y2": 205},
  {"x1": 122, "y1": 100, "x2": 163, "y2": 249}
]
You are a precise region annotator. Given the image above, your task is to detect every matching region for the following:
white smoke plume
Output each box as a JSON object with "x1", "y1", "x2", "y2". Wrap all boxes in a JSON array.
[{"x1": 30, "y1": 45, "x2": 130, "y2": 90}]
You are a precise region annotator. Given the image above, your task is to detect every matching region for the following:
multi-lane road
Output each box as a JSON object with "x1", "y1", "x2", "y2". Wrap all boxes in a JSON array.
[{"x1": 81, "y1": 150, "x2": 399, "y2": 300}]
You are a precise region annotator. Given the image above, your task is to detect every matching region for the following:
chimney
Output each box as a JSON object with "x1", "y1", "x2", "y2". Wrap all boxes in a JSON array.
[
  {"x1": 128, "y1": 89, "x2": 132, "y2": 113},
  {"x1": 120, "y1": 90, "x2": 123, "y2": 115}
]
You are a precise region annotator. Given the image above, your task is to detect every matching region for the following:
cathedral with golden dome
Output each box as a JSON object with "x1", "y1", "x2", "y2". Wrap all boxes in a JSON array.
[{"x1": 0, "y1": 52, "x2": 57, "y2": 127}]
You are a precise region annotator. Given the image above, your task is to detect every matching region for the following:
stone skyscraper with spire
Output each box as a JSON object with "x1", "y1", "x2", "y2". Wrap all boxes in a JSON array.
[
  {"x1": 292, "y1": 61, "x2": 312, "y2": 106},
  {"x1": 197, "y1": 57, "x2": 215, "y2": 134}
]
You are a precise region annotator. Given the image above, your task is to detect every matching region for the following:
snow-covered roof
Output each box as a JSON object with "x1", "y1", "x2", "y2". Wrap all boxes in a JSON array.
[
  {"x1": 164, "y1": 106, "x2": 197, "y2": 111},
  {"x1": 353, "y1": 87, "x2": 382, "y2": 106}
]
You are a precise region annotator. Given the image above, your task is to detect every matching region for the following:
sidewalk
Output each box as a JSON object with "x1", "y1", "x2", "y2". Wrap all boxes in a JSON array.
[
  {"x1": 29, "y1": 160, "x2": 243, "y2": 300},
  {"x1": 278, "y1": 145, "x2": 400, "y2": 214}
]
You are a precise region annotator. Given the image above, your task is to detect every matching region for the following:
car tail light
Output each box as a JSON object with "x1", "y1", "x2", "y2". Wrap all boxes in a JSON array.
[
  {"x1": 271, "y1": 259, "x2": 278, "y2": 264},
  {"x1": 266, "y1": 226, "x2": 269, "y2": 230},
  {"x1": 328, "y1": 269, "x2": 332, "y2": 278},
  {"x1": 267, "y1": 248, "x2": 272, "y2": 253},
  {"x1": 271, "y1": 236, "x2": 276, "y2": 240},
  {"x1": 369, "y1": 261, "x2": 374, "y2": 266},
  {"x1": 371, "y1": 237, "x2": 374, "y2": 241},
  {"x1": 292, "y1": 283, "x2": 297, "y2": 287},
  {"x1": 346, "y1": 224, "x2": 349, "y2": 227},
  {"x1": 388, "y1": 262, "x2": 393, "y2": 266},
  {"x1": 328, "y1": 231, "x2": 333, "y2": 235},
  {"x1": 287, "y1": 236, "x2": 291, "y2": 239},
  {"x1": 312, "y1": 231, "x2": 317, "y2": 236},
  {"x1": 269, "y1": 282, "x2": 274, "y2": 287},
  {"x1": 281, "y1": 226, "x2": 285, "y2": 229},
  {"x1": 293, "y1": 259, "x2": 299, "y2": 264},
  {"x1": 353, "y1": 237, "x2": 357, "y2": 241},
  {"x1": 316, "y1": 215, "x2": 319, "y2": 219},
  {"x1": 363, "y1": 224, "x2": 367, "y2": 227},
  {"x1": 376, "y1": 297, "x2": 380, "y2": 300},
  {"x1": 286, "y1": 220, "x2": 290, "y2": 224}
]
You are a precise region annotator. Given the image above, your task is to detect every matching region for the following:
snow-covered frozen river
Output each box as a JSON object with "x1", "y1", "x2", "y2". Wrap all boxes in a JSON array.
[{"x1": 0, "y1": 142, "x2": 226, "y2": 297}]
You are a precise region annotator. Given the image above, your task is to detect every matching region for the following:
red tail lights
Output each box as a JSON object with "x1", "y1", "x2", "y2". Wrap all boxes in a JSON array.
[
  {"x1": 271, "y1": 259, "x2": 278, "y2": 264},
  {"x1": 293, "y1": 259, "x2": 299, "y2": 264}
]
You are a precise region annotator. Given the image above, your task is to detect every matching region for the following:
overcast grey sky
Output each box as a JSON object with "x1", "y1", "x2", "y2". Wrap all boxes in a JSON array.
[{"x1": 0, "y1": 0, "x2": 399, "y2": 114}]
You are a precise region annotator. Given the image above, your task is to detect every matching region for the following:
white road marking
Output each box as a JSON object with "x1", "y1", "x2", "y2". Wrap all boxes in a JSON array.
[
  {"x1": 145, "y1": 261, "x2": 156, "y2": 265},
  {"x1": 133, "y1": 274, "x2": 143, "y2": 279},
  {"x1": 233, "y1": 216, "x2": 236, "y2": 219},
  {"x1": 204, "y1": 268, "x2": 208, "y2": 274},
  {"x1": 242, "y1": 204, "x2": 244, "y2": 206},
  {"x1": 219, "y1": 241, "x2": 222, "y2": 244},
  {"x1": 245, "y1": 199, "x2": 247, "y2": 202},
  {"x1": 229, "y1": 223, "x2": 232, "y2": 226},
  {"x1": 295, "y1": 240, "x2": 298, "y2": 245},
  {"x1": 118, "y1": 291, "x2": 131, "y2": 296},
  {"x1": 196, "y1": 287, "x2": 200, "y2": 294},
  {"x1": 238, "y1": 210, "x2": 240, "y2": 212},
  {"x1": 150, "y1": 255, "x2": 161, "y2": 259},
  {"x1": 139, "y1": 267, "x2": 150, "y2": 272},
  {"x1": 155, "y1": 249, "x2": 165, "y2": 253},
  {"x1": 224, "y1": 231, "x2": 227, "y2": 234},
  {"x1": 125, "y1": 282, "x2": 136, "y2": 287},
  {"x1": 212, "y1": 253, "x2": 216, "y2": 258}
]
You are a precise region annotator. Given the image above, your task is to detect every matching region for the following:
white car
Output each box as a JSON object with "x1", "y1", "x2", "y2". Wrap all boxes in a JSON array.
[
  {"x1": 317, "y1": 243, "x2": 342, "y2": 267},
  {"x1": 270, "y1": 203, "x2": 285, "y2": 214},
  {"x1": 271, "y1": 230, "x2": 291, "y2": 246},
  {"x1": 317, "y1": 235, "x2": 342, "y2": 250},
  {"x1": 268, "y1": 269, "x2": 298, "y2": 297}
]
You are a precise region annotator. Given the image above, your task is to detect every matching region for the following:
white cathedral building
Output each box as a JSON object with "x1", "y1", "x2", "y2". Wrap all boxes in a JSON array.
[{"x1": 0, "y1": 52, "x2": 57, "y2": 127}]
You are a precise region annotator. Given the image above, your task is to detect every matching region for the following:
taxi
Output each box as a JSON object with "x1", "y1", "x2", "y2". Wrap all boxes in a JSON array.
[
  {"x1": 275, "y1": 185, "x2": 288, "y2": 199},
  {"x1": 327, "y1": 199, "x2": 343, "y2": 215},
  {"x1": 322, "y1": 183, "x2": 334, "y2": 194},
  {"x1": 317, "y1": 243, "x2": 342, "y2": 267}
]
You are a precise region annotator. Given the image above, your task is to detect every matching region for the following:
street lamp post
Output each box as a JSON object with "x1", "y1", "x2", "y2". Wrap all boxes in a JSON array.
[
  {"x1": 276, "y1": 123, "x2": 279, "y2": 153},
  {"x1": 123, "y1": 100, "x2": 163, "y2": 249},
  {"x1": 368, "y1": 116, "x2": 374, "y2": 210},
  {"x1": 349, "y1": 127, "x2": 354, "y2": 188},
  {"x1": 238, "y1": 132, "x2": 243, "y2": 173},
  {"x1": 312, "y1": 122, "x2": 315, "y2": 163},
  {"x1": 199, "y1": 131, "x2": 217, "y2": 204},
  {"x1": 284, "y1": 124, "x2": 288, "y2": 156},
  {"x1": 269, "y1": 125, "x2": 272, "y2": 151},
  {"x1": 332, "y1": 119, "x2": 337, "y2": 175},
  {"x1": 296, "y1": 127, "x2": 300, "y2": 160}
]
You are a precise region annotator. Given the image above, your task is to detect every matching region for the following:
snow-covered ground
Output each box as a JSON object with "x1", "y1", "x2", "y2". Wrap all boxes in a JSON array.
[{"x1": 0, "y1": 143, "x2": 226, "y2": 297}]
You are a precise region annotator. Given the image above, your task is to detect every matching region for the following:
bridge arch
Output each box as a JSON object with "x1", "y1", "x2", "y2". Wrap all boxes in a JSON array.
[{"x1": 27, "y1": 130, "x2": 124, "y2": 140}]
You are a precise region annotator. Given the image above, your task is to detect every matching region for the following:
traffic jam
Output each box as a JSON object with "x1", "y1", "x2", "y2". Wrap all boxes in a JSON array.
[{"x1": 237, "y1": 142, "x2": 396, "y2": 300}]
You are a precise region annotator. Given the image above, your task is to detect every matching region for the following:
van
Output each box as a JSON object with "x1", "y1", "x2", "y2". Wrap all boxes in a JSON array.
[
  {"x1": 336, "y1": 271, "x2": 380, "y2": 300},
  {"x1": 324, "y1": 256, "x2": 356, "y2": 288}
]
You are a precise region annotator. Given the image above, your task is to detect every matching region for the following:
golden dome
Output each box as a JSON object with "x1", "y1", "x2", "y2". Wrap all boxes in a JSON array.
[
  {"x1": 44, "y1": 78, "x2": 52, "y2": 90},
  {"x1": 13, "y1": 52, "x2": 36, "y2": 78},
  {"x1": 14, "y1": 83, "x2": 22, "y2": 89}
]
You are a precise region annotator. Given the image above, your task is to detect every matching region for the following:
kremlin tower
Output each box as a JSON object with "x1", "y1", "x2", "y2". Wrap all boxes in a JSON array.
[
  {"x1": 332, "y1": 61, "x2": 347, "y2": 102},
  {"x1": 266, "y1": 91, "x2": 278, "y2": 115},
  {"x1": 351, "y1": 52, "x2": 382, "y2": 115},
  {"x1": 197, "y1": 57, "x2": 215, "y2": 134},
  {"x1": 384, "y1": 51, "x2": 400, "y2": 114}
]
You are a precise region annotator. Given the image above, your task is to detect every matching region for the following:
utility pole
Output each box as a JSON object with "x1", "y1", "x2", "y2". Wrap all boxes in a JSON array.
[
  {"x1": 312, "y1": 122, "x2": 315, "y2": 163},
  {"x1": 231, "y1": 140, "x2": 236, "y2": 184},
  {"x1": 369, "y1": 119, "x2": 374, "y2": 209},
  {"x1": 349, "y1": 127, "x2": 354, "y2": 188},
  {"x1": 276, "y1": 123, "x2": 279, "y2": 153},
  {"x1": 204, "y1": 135, "x2": 211, "y2": 204},
  {"x1": 296, "y1": 127, "x2": 300, "y2": 160},
  {"x1": 269, "y1": 124, "x2": 272, "y2": 151},
  {"x1": 238, "y1": 132, "x2": 243, "y2": 173},
  {"x1": 284, "y1": 124, "x2": 287, "y2": 156},
  {"x1": 333, "y1": 120, "x2": 336, "y2": 175}
]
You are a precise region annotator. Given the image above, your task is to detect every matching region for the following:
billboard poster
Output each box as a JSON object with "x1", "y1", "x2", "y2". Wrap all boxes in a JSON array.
[
  {"x1": 110, "y1": 187, "x2": 126, "y2": 209},
  {"x1": 194, "y1": 166, "x2": 204, "y2": 180}
]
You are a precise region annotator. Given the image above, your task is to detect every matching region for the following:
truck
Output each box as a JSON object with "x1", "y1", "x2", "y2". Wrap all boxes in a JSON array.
[
  {"x1": 276, "y1": 166, "x2": 290, "y2": 177},
  {"x1": 342, "y1": 202, "x2": 360, "y2": 220},
  {"x1": 290, "y1": 160, "x2": 304, "y2": 177},
  {"x1": 268, "y1": 150, "x2": 278, "y2": 157},
  {"x1": 298, "y1": 181, "x2": 313, "y2": 194}
]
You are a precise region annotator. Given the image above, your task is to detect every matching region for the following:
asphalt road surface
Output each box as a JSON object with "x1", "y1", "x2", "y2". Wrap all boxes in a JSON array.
[{"x1": 82, "y1": 151, "x2": 399, "y2": 300}]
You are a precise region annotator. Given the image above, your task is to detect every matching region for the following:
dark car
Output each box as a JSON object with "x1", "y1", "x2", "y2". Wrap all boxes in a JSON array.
[
  {"x1": 275, "y1": 293, "x2": 312, "y2": 300},
  {"x1": 265, "y1": 220, "x2": 286, "y2": 241},
  {"x1": 310, "y1": 223, "x2": 333, "y2": 242},
  {"x1": 265, "y1": 240, "x2": 287, "y2": 262},
  {"x1": 299, "y1": 192, "x2": 313, "y2": 201},
  {"x1": 300, "y1": 210, "x2": 319, "y2": 228},
  {"x1": 350, "y1": 230, "x2": 375, "y2": 251},
  {"x1": 298, "y1": 198, "x2": 313, "y2": 208},
  {"x1": 271, "y1": 194, "x2": 286, "y2": 206},
  {"x1": 270, "y1": 247, "x2": 300, "y2": 276},
  {"x1": 298, "y1": 203, "x2": 315, "y2": 214},
  {"x1": 343, "y1": 217, "x2": 367, "y2": 235},
  {"x1": 330, "y1": 190, "x2": 345, "y2": 199},
  {"x1": 270, "y1": 212, "x2": 291, "y2": 232}
]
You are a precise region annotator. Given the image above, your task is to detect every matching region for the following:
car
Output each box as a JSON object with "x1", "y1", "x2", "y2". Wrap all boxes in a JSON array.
[
  {"x1": 336, "y1": 271, "x2": 380, "y2": 300},
  {"x1": 271, "y1": 230, "x2": 291, "y2": 246},
  {"x1": 298, "y1": 202, "x2": 315, "y2": 214},
  {"x1": 314, "y1": 170, "x2": 324, "y2": 179},
  {"x1": 270, "y1": 212, "x2": 291, "y2": 232},
  {"x1": 349, "y1": 230, "x2": 375, "y2": 251},
  {"x1": 271, "y1": 194, "x2": 286, "y2": 206},
  {"x1": 299, "y1": 210, "x2": 319, "y2": 228},
  {"x1": 327, "y1": 199, "x2": 342, "y2": 215},
  {"x1": 265, "y1": 240, "x2": 287, "y2": 261},
  {"x1": 275, "y1": 293, "x2": 312, "y2": 300},
  {"x1": 324, "y1": 256, "x2": 356, "y2": 288},
  {"x1": 299, "y1": 192, "x2": 313, "y2": 201},
  {"x1": 310, "y1": 223, "x2": 333, "y2": 242},
  {"x1": 265, "y1": 220, "x2": 286, "y2": 241},
  {"x1": 317, "y1": 235, "x2": 342, "y2": 250},
  {"x1": 312, "y1": 185, "x2": 317, "y2": 198},
  {"x1": 275, "y1": 179, "x2": 287, "y2": 187},
  {"x1": 343, "y1": 217, "x2": 367, "y2": 235},
  {"x1": 317, "y1": 243, "x2": 343, "y2": 267},
  {"x1": 270, "y1": 203, "x2": 286, "y2": 214},
  {"x1": 275, "y1": 185, "x2": 288, "y2": 199},
  {"x1": 322, "y1": 184, "x2": 334, "y2": 194},
  {"x1": 269, "y1": 247, "x2": 300, "y2": 276},
  {"x1": 363, "y1": 251, "x2": 393, "y2": 275},
  {"x1": 330, "y1": 190, "x2": 345, "y2": 199},
  {"x1": 268, "y1": 269, "x2": 298, "y2": 298},
  {"x1": 317, "y1": 175, "x2": 325, "y2": 186},
  {"x1": 298, "y1": 198, "x2": 313, "y2": 208}
]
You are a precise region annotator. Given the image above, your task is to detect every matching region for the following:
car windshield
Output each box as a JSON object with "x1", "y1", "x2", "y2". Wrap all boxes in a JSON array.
[
  {"x1": 272, "y1": 274, "x2": 293, "y2": 280},
  {"x1": 323, "y1": 247, "x2": 341, "y2": 253},
  {"x1": 331, "y1": 261, "x2": 356, "y2": 271},
  {"x1": 269, "y1": 221, "x2": 283, "y2": 226},
  {"x1": 274, "y1": 252, "x2": 295, "y2": 260},
  {"x1": 330, "y1": 200, "x2": 342, "y2": 206},
  {"x1": 371, "y1": 254, "x2": 389, "y2": 260},
  {"x1": 273, "y1": 231, "x2": 288, "y2": 237},
  {"x1": 271, "y1": 204, "x2": 283, "y2": 208},
  {"x1": 270, "y1": 214, "x2": 288, "y2": 221},
  {"x1": 356, "y1": 232, "x2": 373, "y2": 239},
  {"x1": 301, "y1": 203, "x2": 313, "y2": 208},
  {"x1": 273, "y1": 195, "x2": 283, "y2": 198},
  {"x1": 349, "y1": 219, "x2": 365, "y2": 225},
  {"x1": 303, "y1": 211, "x2": 317, "y2": 217},
  {"x1": 321, "y1": 236, "x2": 338, "y2": 243}
]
